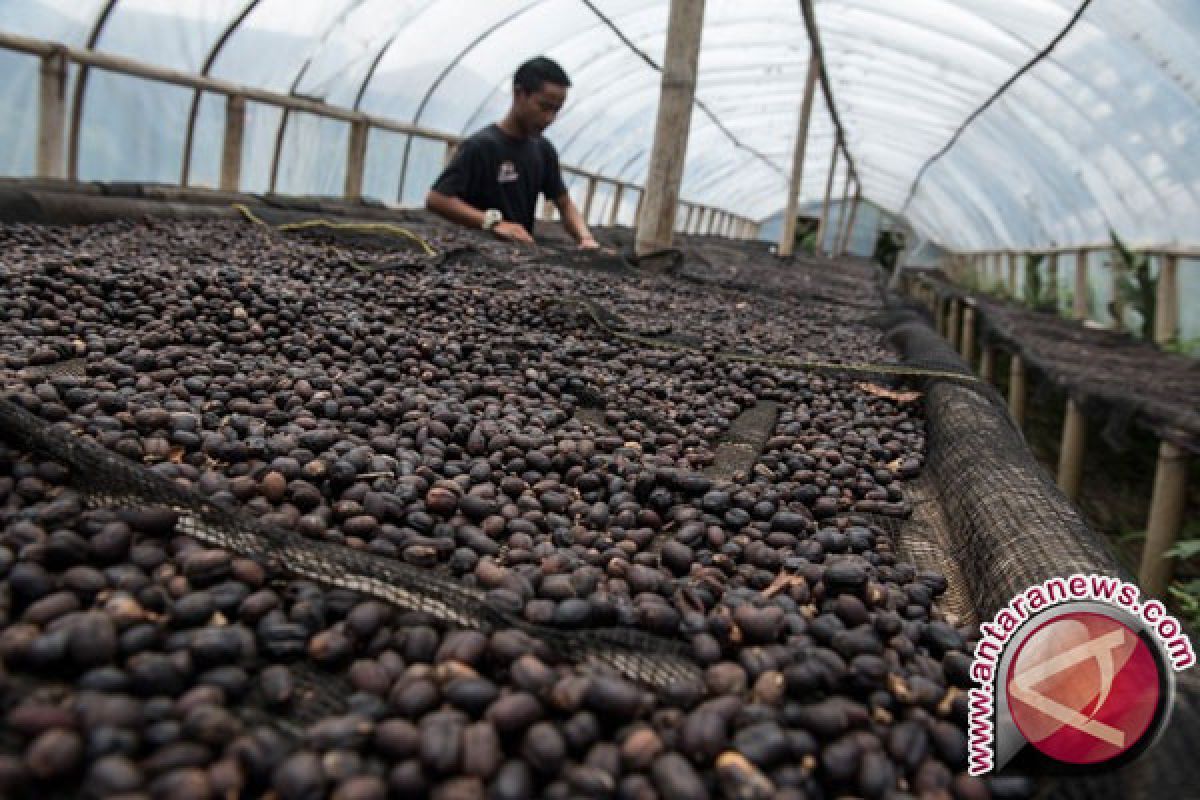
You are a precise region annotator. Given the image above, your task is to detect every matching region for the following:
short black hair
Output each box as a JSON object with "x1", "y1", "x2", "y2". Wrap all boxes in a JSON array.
[{"x1": 514, "y1": 56, "x2": 571, "y2": 94}]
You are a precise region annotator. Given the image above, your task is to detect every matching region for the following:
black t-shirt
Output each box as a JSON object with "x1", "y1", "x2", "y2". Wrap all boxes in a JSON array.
[{"x1": 431, "y1": 124, "x2": 568, "y2": 234}]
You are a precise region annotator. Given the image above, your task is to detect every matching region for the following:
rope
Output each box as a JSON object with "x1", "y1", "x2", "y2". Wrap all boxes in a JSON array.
[
  {"x1": 546, "y1": 296, "x2": 983, "y2": 385},
  {"x1": 233, "y1": 203, "x2": 436, "y2": 257}
]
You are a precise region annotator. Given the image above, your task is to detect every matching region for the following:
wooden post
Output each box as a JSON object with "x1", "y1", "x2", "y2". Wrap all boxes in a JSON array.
[
  {"x1": 1073, "y1": 250, "x2": 1088, "y2": 320},
  {"x1": 934, "y1": 295, "x2": 945, "y2": 337},
  {"x1": 608, "y1": 184, "x2": 623, "y2": 227},
  {"x1": 1046, "y1": 252, "x2": 1059, "y2": 311},
  {"x1": 815, "y1": 139, "x2": 839, "y2": 257},
  {"x1": 442, "y1": 141, "x2": 458, "y2": 167},
  {"x1": 37, "y1": 47, "x2": 68, "y2": 179},
  {"x1": 582, "y1": 175, "x2": 598, "y2": 224},
  {"x1": 1138, "y1": 442, "x2": 1189, "y2": 596},
  {"x1": 980, "y1": 346, "x2": 995, "y2": 383},
  {"x1": 219, "y1": 93, "x2": 246, "y2": 192},
  {"x1": 634, "y1": 0, "x2": 706, "y2": 256},
  {"x1": 633, "y1": 189, "x2": 645, "y2": 228},
  {"x1": 343, "y1": 119, "x2": 369, "y2": 199},
  {"x1": 1154, "y1": 254, "x2": 1179, "y2": 346},
  {"x1": 838, "y1": 183, "x2": 861, "y2": 256},
  {"x1": 779, "y1": 57, "x2": 820, "y2": 257},
  {"x1": 1007, "y1": 252, "x2": 1017, "y2": 296},
  {"x1": 947, "y1": 299, "x2": 962, "y2": 349},
  {"x1": 1056, "y1": 398, "x2": 1086, "y2": 502},
  {"x1": 960, "y1": 305, "x2": 976, "y2": 363},
  {"x1": 833, "y1": 169, "x2": 852, "y2": 256},
  {"x1": 1008, "y1": 353, "x2": 1026, "y2": 428}
]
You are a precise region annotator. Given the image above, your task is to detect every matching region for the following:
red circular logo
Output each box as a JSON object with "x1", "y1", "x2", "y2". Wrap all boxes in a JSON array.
[{"x1": 1006, "y1": 611, "x2": 1162, "y2": 765}]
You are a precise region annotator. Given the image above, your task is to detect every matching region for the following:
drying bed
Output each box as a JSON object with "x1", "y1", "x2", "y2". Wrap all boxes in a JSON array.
[{"x1": 0, "y1": 213, "x2": 1022, "y2": 799}]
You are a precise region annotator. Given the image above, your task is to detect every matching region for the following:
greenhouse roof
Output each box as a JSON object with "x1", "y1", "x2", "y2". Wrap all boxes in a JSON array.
[{"x1": 1, "y1": 0, "x2": 1197, "y2": 251}]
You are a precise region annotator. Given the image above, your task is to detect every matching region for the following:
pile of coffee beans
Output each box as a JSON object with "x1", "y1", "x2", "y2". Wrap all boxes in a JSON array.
[{"x1": 0, "y1": 216, "x2": 1028, "y2": 798}]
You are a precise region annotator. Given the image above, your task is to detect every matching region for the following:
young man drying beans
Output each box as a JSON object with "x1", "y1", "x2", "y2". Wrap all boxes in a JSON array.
[{"x1": 426, "y1": 56, "x2": 599, "y2": 249}]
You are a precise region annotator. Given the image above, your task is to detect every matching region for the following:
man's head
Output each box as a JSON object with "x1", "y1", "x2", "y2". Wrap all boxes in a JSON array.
[{"x1": 511, "y1": 56, "x2": 570, "y2": 137}]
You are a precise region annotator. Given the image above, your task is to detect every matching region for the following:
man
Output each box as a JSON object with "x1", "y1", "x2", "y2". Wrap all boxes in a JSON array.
[{"x1": 426, "y1": 56, "x2": 599, "y2": 249}]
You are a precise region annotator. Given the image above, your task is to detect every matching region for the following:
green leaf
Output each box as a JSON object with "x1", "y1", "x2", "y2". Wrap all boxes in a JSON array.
[{"x1": 1164, "y1": 539, "x2": 1200, "y2": 561}]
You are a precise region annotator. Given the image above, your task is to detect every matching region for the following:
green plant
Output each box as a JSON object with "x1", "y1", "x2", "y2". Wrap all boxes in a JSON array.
[
  {"x1": 1110, "y1": 230, "x2": 1157, "y2": 338},
  {"x1": 1162, "y1": 335, "x2": 1200, "y2": 358},
  {"x1": 1168, "y1": 580, "x2": 1200, "y2": 630},
  {"x1": 1022, "y1": 254, "x2": 1057, "y2": 312}
]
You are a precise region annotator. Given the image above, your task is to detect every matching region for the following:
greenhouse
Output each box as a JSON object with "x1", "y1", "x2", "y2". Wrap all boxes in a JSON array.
[{"x1": 0, "y1": 2, "x2": 1197, "y2": 799}]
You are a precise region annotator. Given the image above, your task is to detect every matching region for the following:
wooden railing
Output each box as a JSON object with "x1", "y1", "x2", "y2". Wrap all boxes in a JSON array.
[
  {"x1": 908, "y1": 245, "x2": 1194, "y2": 599},
  {"x1": 2, "y1": 30, "x2": 760, "y2": 239}
]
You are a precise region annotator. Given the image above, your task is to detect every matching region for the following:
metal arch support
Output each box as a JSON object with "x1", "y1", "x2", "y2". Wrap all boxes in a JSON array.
[
  {"x1": 353, "y1": 5, "x2": 441, "y2": 112},
  {"x1": 268, "y1": 0, "x2": 371, "y2": 195},
  {"x1": 458, "y1": 8, "x2": 803, "y2": 138},
  {"x1": 394, "y1": 0, "x2": 551, "y2": 202},
  {"x1": 65, "y1": 0, "x2": 119, "y2": 181},
  {"x1": 180, "y1": 0, "x2": 261, "y2": 186},
  {"x1": 900, "y1": 0, "x2": 1094, "y2": 213}
]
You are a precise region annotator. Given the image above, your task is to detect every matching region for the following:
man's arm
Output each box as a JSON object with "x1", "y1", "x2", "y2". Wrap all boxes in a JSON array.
[
  {"x1": 425, "y1": 190, "x2": 533, "y2": 244},
  {"x1": 552, "y1": 192, "x2": 599, "y2": 249}
]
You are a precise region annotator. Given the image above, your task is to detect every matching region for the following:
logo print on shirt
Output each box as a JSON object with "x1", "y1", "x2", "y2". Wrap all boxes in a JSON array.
[{"x1": 497, "y1": 161, "x2": 519, "y2": 183}]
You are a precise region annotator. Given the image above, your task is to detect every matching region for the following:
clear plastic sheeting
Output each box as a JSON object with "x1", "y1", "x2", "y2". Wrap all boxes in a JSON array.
[{"x1": 0, "y1": 0, "x2": 1198, "y2": 250}]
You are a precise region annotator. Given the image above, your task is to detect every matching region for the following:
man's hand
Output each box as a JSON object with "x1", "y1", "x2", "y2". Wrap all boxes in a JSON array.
[
  {"x1": 578, "y1": 236, "x2": 600, "y2": 250},
  {"x1": 492, "y1": 221, "x2": 534, "y2": 244}
]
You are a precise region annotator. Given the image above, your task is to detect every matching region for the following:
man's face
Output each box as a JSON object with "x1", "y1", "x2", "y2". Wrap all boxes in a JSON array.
[{"x1": 514, "y1": 82, "x2": 567, "y2": 136}]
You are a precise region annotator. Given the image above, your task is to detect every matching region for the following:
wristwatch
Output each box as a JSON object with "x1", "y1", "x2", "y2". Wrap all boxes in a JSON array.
[{"x1": 481, "y1": 209, "x2": 503, "y2": 231}]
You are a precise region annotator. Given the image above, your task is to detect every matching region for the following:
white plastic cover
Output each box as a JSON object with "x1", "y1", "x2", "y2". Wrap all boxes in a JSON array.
[{"x1": 1, "y1": 0, "x2": 1198, "y2": 252}]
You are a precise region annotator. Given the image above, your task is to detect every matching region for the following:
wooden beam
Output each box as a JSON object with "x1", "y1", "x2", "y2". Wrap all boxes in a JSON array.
[
  {"x1": 1008, "y1": 252, "x2": 1017, "y2": 296},
  {"x1": 1073, "y1": 250, "x2": 1089, "y2": 320},
  {"x1": 778, "y1": 56, "x2": 820, "y2": 258},
  {"x1": 815, "y1": 139, "x2": 839, "y2": 257},
  {"x1": 634, "y1": 0, "x2": 706, "y2": 257},
  {"x1": 1056, "y1": 398, "x2": 1086, "y2": 502},
  {"x1": 1138, "y1": 442, "x2": 1189, "y2": 597},
  {"x1": 343, "y1": 118, "x2": 369, "y2": 199},
  {"x1": 1154, "y1": 254, "x2": 1179, "y2": 346},
  {"x1": 838, "y1": 183, "x2": 861, "y2": 256},
  {"x1": 1008, "y1": 352, "x2": 1026, "y2": 429},
  {"x1": 980, "y1": 345, "x2": 995, "y2": 384},
  {"x1": 960, "y1": 305, "x2": 975, "y2": 364},
  {"x1": 833, "y1": 166, "x2": 852, "y2": 256},
  {"x1": 36, "y1": 48, "x2": 68, "y2": 179},
  {"x1": 582, "y1": 175, "x2": 598, "y2": 224},
  {"x1": 218, "y1": 94, "x2": 245, "y2": 192},
  {"x1": 608, "y1": 184, "x2": 623, "y2": 227}
]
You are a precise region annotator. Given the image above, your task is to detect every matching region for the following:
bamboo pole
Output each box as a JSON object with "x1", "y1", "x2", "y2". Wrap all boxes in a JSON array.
[
  {"x1": 778, "y1": 57, "x2": 820, "y2": 257},
  {"x1": 218, "y1": 94, "x2": 245, "y2": 192},
  {"x1": 1056, "y1": 398, "x2": 1086, "y2": 502},
  {"x1": 36, "y1": 48, "x2": 68, "y2": 179},
  {"x1": 1138, "y1": 442, "x2": 1189, "y2": 596},
  {"x1": 343, "y1": 119, "x2": 368, "y2": 199},
  {"x1": 634, "y1": 0, "x2": 706, "y2": 256},
  {"x1": 1154, "y1": 254, "x2": 1179, "y2": 346},
  {"x1": 1073, "y1": 250, "x2": 1089, "y2": 320},
  {"x1": 814, "y1": 139, "x2": 839, "y2": 257},
  {"x1": 1008, "y1": 353, "x2": 1026, "y2": 428}
]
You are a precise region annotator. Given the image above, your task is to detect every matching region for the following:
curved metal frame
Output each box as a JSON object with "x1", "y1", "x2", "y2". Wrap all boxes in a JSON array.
[
  {"x1": 65, "y1": 0, "x2": 118, "y2": 181},
  {"x1": 179, "y1": 0, "x2": 261, "y2": 186}
]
